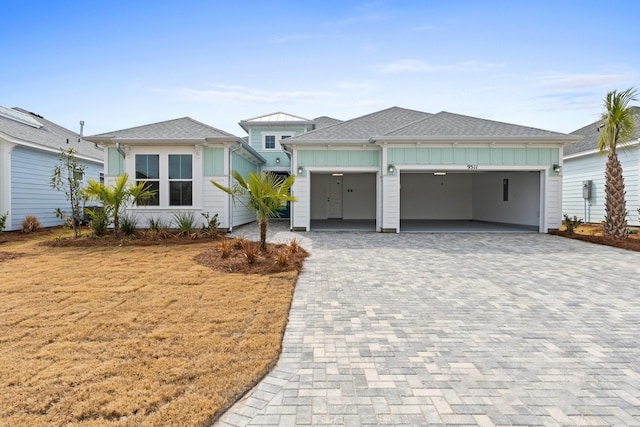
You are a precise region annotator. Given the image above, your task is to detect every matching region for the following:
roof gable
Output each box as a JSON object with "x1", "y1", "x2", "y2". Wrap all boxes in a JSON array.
[
  {"x1": 290, "y1": 107, "x2": 432, "y2": 141},
  {"x1": 385, "y1": 111, "x2": 570, "y2": 138},
  {"x1": 89, "y1": 117, "x2": 236, "y2": 140},
  {"x1": 0, "y1": 107, "x2": 103, "y2": 160},
  {"x1": 566, "y1": 106, "x2": 640, "y2": 156},
  {"x1": 240, "y1": 112, "x2": 311, "y2": 123}
]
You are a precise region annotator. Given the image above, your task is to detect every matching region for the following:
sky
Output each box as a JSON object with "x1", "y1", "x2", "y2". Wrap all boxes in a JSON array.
[{"x1": 2, "y1": 1, "x2": 639, "y2": 137}]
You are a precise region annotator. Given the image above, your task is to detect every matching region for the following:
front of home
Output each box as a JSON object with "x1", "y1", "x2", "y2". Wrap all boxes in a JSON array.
[
  {"x1": 283, "y1": 107, "x2": 579, "y2": 233},
  {"x1": 0, "y1": 106, "x2": 103, "y2": 231},
  {"x1": 562, "y1": 107, "x2": 640, "y2": 226},
  {"x1": 85, "y1": 107, "x2": 579, "y2": 234}
]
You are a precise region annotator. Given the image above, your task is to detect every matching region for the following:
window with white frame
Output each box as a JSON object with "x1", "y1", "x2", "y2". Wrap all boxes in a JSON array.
[
  {"x1": 135, "y1": 154, "x2": 160, "y2": 206},
  {"x1": 168, "y1": 154, "x2": 193, "y2": 206},
  {"x1": 262, "y1": 132, "x2": 293, "y2": 150}
]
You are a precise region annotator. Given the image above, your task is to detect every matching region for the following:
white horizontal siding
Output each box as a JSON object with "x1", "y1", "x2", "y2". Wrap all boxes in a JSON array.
[
  {"x1": 563, "y1": 148, "x2": 639, "y2": 225},
  {"x1": 10, "y1": 146, "x2": 102, "y2": 230},
  {"x1": 292, "y1": 176, "x2": 309, "y2": 229},
  {"x1": 546, "y1": 175, "x2": 562, "y2": 230},
  {"x1": 204, "y1": 176, "x2": 229, "y2": 229},
  {"x1": 382, "y1": 175, "x2": 399, "y2": 231}
]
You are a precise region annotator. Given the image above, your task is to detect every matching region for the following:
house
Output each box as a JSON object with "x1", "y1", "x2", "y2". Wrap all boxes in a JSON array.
[
  {"x1": 83, "y1": 107, "x2": 578, "y2": 234},
  {"x1": 83, "y1": 117, "x2": 266, "y2": 231},
  {"x1": 281, "y1": 107, "x2": 580, "y2": 233},
  {"x1": 562, "y1": 107, "x2": 640, "y2": 226},
  {"x1": 0, "y1": 106, "x2": 103, "y2": 231}
]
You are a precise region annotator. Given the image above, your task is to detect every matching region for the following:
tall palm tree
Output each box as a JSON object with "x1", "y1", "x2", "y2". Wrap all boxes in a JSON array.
[
  {"x1": 213, "y1": 171, "x2": 296, "y2": 251},
  {"x1": 598, "y1": 87, "x2": 638, "y2": 239},
  {"x1": 84, "y1": 173, "x2": 156, "y2": 237}
]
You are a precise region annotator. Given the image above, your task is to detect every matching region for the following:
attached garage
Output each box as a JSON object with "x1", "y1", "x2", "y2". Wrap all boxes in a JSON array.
[
  {"x1": 400, "y1": 171, "x2": 541, "y2": 231},
  {"x1": 309, "y1": 172, "x2": 377, "y2": 230}
]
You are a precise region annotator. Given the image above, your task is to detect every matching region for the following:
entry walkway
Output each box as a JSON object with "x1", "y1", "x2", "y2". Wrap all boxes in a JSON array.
[{"x1": 217, "y1": 224, "x2": 640, "y2": 426}]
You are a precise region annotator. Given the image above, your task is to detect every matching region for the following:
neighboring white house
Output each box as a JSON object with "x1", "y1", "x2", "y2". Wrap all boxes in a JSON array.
[
  {"x1": 282, "y1": 107, "x2": 580, "y2": 233},
  {"x1": 562, "y1": 107, "x2": 640, "y2": 226},
  {"x1": 0, "y1": 106, "x2": 103, "y2": 231},
  {"x1": 84, "y1": 117, "x2": 266, "y2": 231}
]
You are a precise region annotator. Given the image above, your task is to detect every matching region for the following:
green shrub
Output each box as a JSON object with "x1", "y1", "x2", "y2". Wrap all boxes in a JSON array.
[
  {"x1": 563, "y1": 214, "x2": 583, "y2": 233},
  {"x1": 21, "y1": 215, "x2": 41, "y2": 233},
  {"x1": 148, "y1": 216, "x2": 166, "y2": 231},
  {"x1": 173, "y1": 211, "x2": 196, "y2": 236},
  {"x1": 0, "y1": 211, "x2": 7, "y2": 233},
  {"x1": 201, "y1": 212, "x2": 220, "y2": 238},
  {"x1": 120, "y1": 215, "x2": 138, "y2": 236},
  {"x1": 87, "y1": 207, "x2": 109, "y2": 236}
]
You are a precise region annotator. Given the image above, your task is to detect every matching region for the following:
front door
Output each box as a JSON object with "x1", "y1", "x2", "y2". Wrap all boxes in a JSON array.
[{"x1": 327, "y1": 176, "x2": 343, "y2": 219}]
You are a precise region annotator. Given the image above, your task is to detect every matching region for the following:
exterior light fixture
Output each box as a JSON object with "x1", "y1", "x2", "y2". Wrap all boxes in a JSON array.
[
  {"x1": 387, "y1": 164, "x2": 395, "y2": 173},
  {"x1": 275, "y1": 157, "x2": 280, "y2": 164},
  {"x1": 297, "y1": 166, "x2": 304, "y2": 174},
  {"x1": 433, "y1": 172, "x2": 447, "y2": 176},
  {"x1": 553, "y1": 164, "x2": 561, "y2": 173}
]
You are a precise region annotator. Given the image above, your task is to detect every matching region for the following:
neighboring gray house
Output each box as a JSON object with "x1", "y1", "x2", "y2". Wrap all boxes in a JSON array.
[
  {"x1": 562, "y1": 107, "x2": 640, "y2": 226},
  {"x1": 0, "y1": 106, "x2": 103, "y2": 231}
]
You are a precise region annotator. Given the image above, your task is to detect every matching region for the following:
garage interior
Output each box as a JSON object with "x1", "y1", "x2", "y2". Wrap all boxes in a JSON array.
[
  {"x1": 400, "y1": 171, "x2": 541, "y2": 232},
  {"x1": 310, "y1": 172, "x2": 376, "y2": 231}
]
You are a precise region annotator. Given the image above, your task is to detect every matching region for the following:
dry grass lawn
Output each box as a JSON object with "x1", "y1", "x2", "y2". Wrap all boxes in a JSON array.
[{"x1": 0, "y1": 230, "x2": 301, "y2": 426}]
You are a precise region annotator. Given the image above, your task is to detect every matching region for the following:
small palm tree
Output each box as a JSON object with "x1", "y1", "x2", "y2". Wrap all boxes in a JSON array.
[
  {"x1": 83, "y1": 173, "x2": 156, "y2": 237},
  {"x1": 212, "y1": 171, "x2": 296, "y2": 251},
  {"x1": 598, "y1": 87, "x2": 638, "y2": 239}
]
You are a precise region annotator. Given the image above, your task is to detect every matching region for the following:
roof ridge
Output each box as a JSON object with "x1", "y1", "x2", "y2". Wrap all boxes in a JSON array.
[{"x1": 240, "y1": 111, "x2": 311, "y2": 122}]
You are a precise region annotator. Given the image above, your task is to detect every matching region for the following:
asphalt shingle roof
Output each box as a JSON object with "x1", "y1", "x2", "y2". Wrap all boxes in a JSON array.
[
  {"x1": 565, "y1": 106, "x2": 640, "y2": 156},
  {"x1": 89, "y1": 117, "x2": 237, "y2": 139},
  {"x1": 290, "y1": 107, "x2": 432, "y2": 140},
  {"x1": 386, "y1": 111, "x2": 570, "y2": 138},
  {"x1": 0, "y1": 107, "x2": 103, "y2": 160}
]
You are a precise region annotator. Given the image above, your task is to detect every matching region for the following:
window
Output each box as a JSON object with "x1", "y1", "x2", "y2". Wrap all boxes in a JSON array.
[
  {"x1": 99, "y1": 172, "x2": 104, "y2": 184},
  {"x1": 135, "y1": 154, "x2": 160, "y2": 206},
  {"x1": 262, "y1": 133, "x2": 293, "y2": 150},
  {"x1": 73, "y1": 169, "x2": 84, "y2": 182},
  {"x1": 168, "y1": 154, "x2": 193, "y2": 206},
  {"x1": 265, "y1": 135, "x2": 276, "y2": 149}
]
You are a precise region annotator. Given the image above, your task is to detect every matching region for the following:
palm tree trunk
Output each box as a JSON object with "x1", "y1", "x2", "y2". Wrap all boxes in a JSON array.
[
  {"x1": 259, "y1": 218, "x2": 268, "y2": 252},
  {"x1": 604, "y1": 151, "x2": 628, "y2": 239}
]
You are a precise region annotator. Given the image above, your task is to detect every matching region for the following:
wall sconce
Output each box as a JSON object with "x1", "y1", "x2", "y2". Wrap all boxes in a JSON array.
[
  {"x1": 275, "y1": 157, "x2": 280, "y2": 164},
  {"x1": 297, "y1": 166, "x2": 304, "y2": 174},
  {"x1": 553, "y1": 164, "x2": 561, "y2": 173},
  {"x1": 387, "y1": 164, "x2": 395, "y2": 173}
]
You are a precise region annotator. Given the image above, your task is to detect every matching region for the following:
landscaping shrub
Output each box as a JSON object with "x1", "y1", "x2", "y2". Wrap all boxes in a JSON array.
[
  {"x1": 120, "y1": 215, "x2": 138, "y2": 236},
  {"x1": 87, "y1": 207, "x2": 109, "y2": 236},
  {"x1": 201, "y1": 212, "x2": 220, "y2": 238},
  {"x1": 21, "y1": 215, "x2": 41, "y2": 233},
  {"x1": 563, "y1": 214, "x2": 583, "y2": 233},
  {"x1": 0, "y1": 211, "x2": 7, "y2": 233},
  {"x1": 173, "y1": 211, "x2": 196, "y2": 236}
]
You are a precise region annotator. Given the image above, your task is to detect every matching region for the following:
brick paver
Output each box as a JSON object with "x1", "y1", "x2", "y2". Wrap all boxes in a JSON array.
[{"x1": 215, "y1": 224, "x2": 640, "y2": 426}]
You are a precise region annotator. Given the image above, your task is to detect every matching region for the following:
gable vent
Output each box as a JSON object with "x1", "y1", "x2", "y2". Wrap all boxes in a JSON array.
[{"x1": 0, "y1": 106, "x2": 43, "y2": 128}]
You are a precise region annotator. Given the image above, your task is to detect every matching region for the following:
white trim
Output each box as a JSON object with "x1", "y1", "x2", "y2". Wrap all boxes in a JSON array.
[
  {"x1": 0, "y1": 131, "x2": 103, "y2": 163},
  {"x1": 261, "y1": 131, "x2": 294, "y2": 151}
]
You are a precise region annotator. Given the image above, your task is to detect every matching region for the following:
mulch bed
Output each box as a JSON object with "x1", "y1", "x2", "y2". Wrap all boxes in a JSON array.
[{"x1": 548, "y1": 229, "x2": 640, "y2": 252}]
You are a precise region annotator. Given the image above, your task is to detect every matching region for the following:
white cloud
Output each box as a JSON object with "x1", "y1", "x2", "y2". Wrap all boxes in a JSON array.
[
  {"x1": 535, "y1": 72, "x2": 637, "y2": 89},
  {"x1": 375, "y1": 59, "x2": 504, "y2": 74}
]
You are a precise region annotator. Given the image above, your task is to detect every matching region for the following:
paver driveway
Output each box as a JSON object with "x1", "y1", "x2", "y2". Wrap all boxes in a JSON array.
[{"x1": 216, "y1": 228, "x2": 640, "y2": 426}]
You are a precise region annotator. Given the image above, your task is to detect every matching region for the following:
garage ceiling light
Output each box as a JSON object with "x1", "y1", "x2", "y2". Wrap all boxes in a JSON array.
[
  {"x1": 433, "y1": 172, "x2": 447, "y2": 176},
  {"x1": 332, "y1": 173, "x2": 344, "y2": 176}
]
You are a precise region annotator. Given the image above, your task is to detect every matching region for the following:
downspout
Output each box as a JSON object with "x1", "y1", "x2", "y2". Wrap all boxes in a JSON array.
[
  {"x1": 227, "y1": 142, "x2": 242, "y2": 232},
  {"x1": 282, "y1": 144, "x2": 294, "y2": 231}
]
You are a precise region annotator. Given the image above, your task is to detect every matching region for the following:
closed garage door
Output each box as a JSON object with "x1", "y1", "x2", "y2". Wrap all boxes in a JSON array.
[{"x1": 400, "y1": 171, "x2": 540, "y2": 231}]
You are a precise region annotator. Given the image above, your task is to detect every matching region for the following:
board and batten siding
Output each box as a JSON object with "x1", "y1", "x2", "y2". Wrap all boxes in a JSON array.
[
  {"x1": 297, "y1": 149, "x2": 380, "y2": 167},
  {"x1": 231, "y1": 152, "x2": 259, "y2": 227},
  {"x1": 563, "y1": 148, "x2": 639, "y2": 225},
  {"x1": 10, "y1": 146, "x2": 102, "y2": 230},
  {"x1": 387, "y1": 146, "x2": 559, "y2": 168}
]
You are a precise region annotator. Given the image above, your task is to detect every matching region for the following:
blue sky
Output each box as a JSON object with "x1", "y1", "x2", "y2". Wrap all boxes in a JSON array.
[{"x1": 2, "y1": 1, "x2": 639, "y2": 136}]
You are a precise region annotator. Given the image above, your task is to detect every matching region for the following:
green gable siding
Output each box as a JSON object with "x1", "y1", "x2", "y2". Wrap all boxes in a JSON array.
[
  {"x1": 203, "y1": 147, "x2": 225, "y2": 176},
  {"x1": 107, "y1": 147, "x2": 123, "y2": 175},
  {"x1": 232, "y1": 153, "x2": 258, "y2": 177},
  {"x1": 388, "y1": 147, "x2": 559, "y2": 168},
  {"x1": 298, "y1": 150, "x2": 379, "y2": 167}
]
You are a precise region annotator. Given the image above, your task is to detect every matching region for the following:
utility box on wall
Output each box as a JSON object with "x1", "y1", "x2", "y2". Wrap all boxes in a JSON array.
[{"x1": 582, "y1": 180, "x2": 592, "y2": 199}]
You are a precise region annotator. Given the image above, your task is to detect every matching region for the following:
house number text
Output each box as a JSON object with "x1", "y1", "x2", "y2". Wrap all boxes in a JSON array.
[{"x1": 467, "y1": 164, "x2": 479, "y2": 170}]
